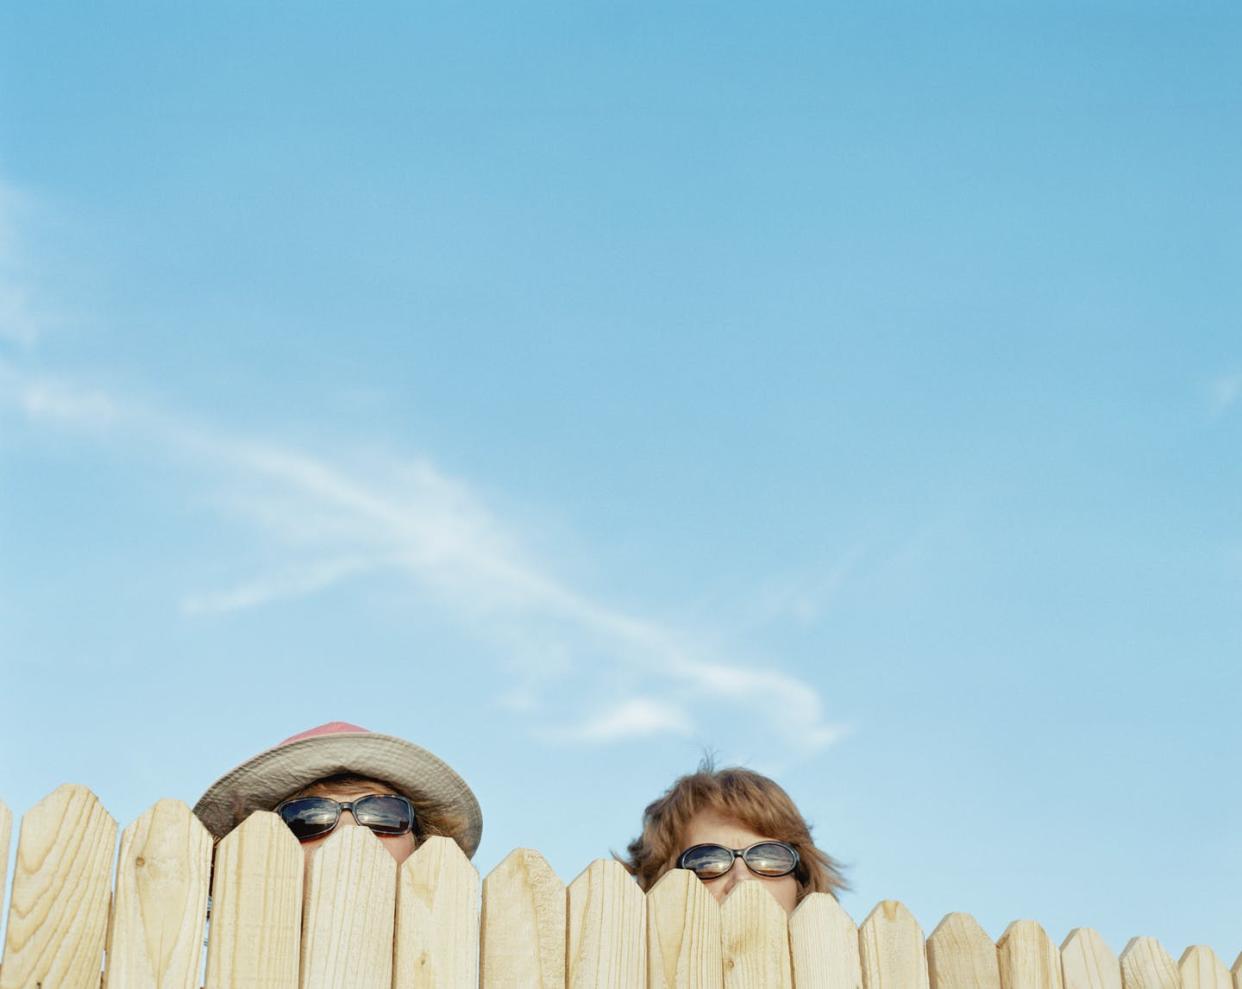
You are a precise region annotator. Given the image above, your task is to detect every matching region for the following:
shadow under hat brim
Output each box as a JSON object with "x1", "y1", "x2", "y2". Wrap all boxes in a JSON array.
[{"x1": 192, "y1": 731, "x2": 483, "y2": 858}]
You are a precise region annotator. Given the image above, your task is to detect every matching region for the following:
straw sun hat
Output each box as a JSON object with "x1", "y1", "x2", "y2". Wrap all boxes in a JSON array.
[{"x1": 193, "y1": 721, "x2": 483, "y2": 858}]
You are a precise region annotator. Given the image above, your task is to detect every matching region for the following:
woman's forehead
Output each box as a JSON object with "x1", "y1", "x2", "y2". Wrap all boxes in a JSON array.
[{"x1": 302, "y1": 775, "x2": 396, "y2": 798}]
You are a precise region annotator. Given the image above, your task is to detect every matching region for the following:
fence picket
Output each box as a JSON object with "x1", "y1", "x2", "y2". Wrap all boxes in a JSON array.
[
  {"x1": 788, "y1": 893, "x2": 861, "y2": 989},
  {"x1": 1232, "y1": 955, "x2": 1241, "y2": 989},
  {"x1": 203, "y1": 811, "x2": 303, "y2": 989},
  {"x1": 0, "y1": 784, "x2": 116, "y2": 989},
  {"x1": 1121, "y1": 938, "x2": 1181, "y2": 989},
  {"x1": 859, "y1": 900, "x2": 930, "y2": 989},
  {"x1": 567, "y1": 859, "x2": 646, "y2": 988},
  {"x1": 927, "y1": 912, "x2": 1000, "y2": 989},
  {"x1": 998, "y1": 921, "x2": 1063, "y2": 989},
  {"x1": 0, "y1": 801, "x2": 11, "y2": 932},
  {"x1": 394, "y1": 835, "x2": 481, "y2": 989},
  {"x1": 646, "y1": 869, "x2": 723, "y2": 989},
  {"x1": 720, "y1": 882, "x2": 793, "y2": 989},
  {"x1": 299, "y1": 826, "x2": 396, "y2": 988},
  {"x1": 102, "y1": 798, "x2": 212, "y2": 989},
  {"x1": 1062, "y1": 929, "x2": 1121, "y2": 989},
  {"x1": 480, "y1": 848, "x2": 565, "y2": 989},
  {"x1": 1179, "y1": 947, "x2": 1232, "y2": 989}
]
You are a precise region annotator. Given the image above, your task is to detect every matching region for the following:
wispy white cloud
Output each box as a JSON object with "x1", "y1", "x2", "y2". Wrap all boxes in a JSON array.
[
  {"x1": 1208, "y1": 372, "x2": 1242, "y2": 419},
  {"x1": 560, "y1": 697, "x2": 694, "y2": 743},
  {"x1": 1, "y1": 365, "x2": 845, "y2": 754}
]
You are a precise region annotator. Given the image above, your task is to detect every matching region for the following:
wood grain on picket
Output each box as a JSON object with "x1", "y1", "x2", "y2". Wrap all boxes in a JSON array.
[
  {"x1": 646, "y1": 869, "x2": 724, "y2": 989},
  {"x1": 927, "y1": 912, "x2": 1000, "y2": 989},
  {"x1": 1179, "y1": 946, "x2": 1232, "y2": 989},
  {"x1": 299, "y1": 825, "x2": 396, "y2": 989},
  {"x1": 999, "y1": 920, "x2": 1063, "y2": 989},
  {"x1": 1061, "y1": 928, "x2": 1122, "y2": 989},
  {"x1": 720, "y1": 881, "x2": 792, "y2": 989},
  {"x1": 103, "y1": 798, "x2": 212, "y2": 989},
  {"x1": 0, "y1": 785, "x2": 117, "y2": 989},
  {"x1": 479, "y1": 848, "x2": 566, "y2": 989},
  {"x1": 395, "y1": 835, "x2": 481, "y2": 989},
  {"x1": 203, "y1": 811, "x2": 303, "y2": 989},
  {"x1": 567, "y1": 858, "x2": 646, "y2": 989},
  {"x1": 788, "y1": 892, "x2": 861, "y2": 989},
  {"x1": 1121, "y1": 938, "x2": 1181, "y2": 989},
  {"x1": 859, "y1": 900, "x2": 930, "y2": 989}
]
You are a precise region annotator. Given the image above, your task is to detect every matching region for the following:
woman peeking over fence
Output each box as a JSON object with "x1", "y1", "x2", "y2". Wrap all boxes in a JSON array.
[
  {"x1": 193, "y1": 721, "x2": 483, "y2": 866},
  {"x1": 622, "y1": 759, "x2": 846, "y2": 913}
]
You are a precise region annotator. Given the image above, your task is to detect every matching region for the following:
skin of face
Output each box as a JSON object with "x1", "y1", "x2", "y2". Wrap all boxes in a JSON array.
[
  {"x1": 294, "y1": 779, "x2": 418, "y2": 867},
  {"x1": 677, "y1": 809, "x2": 800, "y2": 914}
]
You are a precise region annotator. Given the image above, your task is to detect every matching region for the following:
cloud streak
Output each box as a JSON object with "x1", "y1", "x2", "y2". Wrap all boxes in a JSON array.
[{"x1": 1, "y1": 364, "x2": 844, "y2": 753}]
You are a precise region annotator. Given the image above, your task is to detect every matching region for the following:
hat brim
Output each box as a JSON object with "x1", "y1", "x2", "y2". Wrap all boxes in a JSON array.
[{"x1": 193, "y1": 731, "x2": 483, "y2": 858}]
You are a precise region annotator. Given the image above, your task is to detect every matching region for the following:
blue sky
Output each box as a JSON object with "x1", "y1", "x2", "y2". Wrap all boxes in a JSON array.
[{"x1": 2, "y1": 0, "x2": 1240, "y2": 962}]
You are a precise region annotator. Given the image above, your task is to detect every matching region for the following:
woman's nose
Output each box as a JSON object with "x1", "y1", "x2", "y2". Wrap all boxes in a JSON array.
[{"x1": 721, "y1": 855, "x2": 752, "y2": 893}]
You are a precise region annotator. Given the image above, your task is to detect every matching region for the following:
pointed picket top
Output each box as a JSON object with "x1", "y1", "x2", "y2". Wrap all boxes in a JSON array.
[
  {"x1": 567, "y1": 858, "x2": 646, "y2": 988},
  {"x1": 480, "y1": 847, "x2": 566, "y2": 989},
  {"x1": 859, "y1": 900, "x2": 930, "y2": 989},
  {"x1": 927, "y1": 912, "x2": 1000, "y2": 989},
  {"x1": 0, "y1": 784, "x2": 117, "y2": 989},
  {"x1": 103, "y1": 798, "x2": 213, "y2": 989},
  {"x1": 395, "y1": 835, "x2": 481, "y2": 988},
  {"x1": 720, "y1": 881, "x2": 792, "y2": 989},
  {"x1": 299, "y1": 824, "x2": 398, "y2": 989},
  {"x1": 0, "y1": 799, "x2": 11, "y2": 931},
  {"x1": 1120, "y1": 937, "x2": 1181, "y2": 989},
  {"x1": 1179, "y1": 946, "x2": 1232, "y2": 989},
  {"x1": 789, "y1": 892, "x2": 861, "y2": 989},
  {"x1": 646, "y1": 869, "x2": 724, "y2": 989},
  {"x1": 204, "y1": 810, "x2": 303, "y2": 989},
  {"x1": 1061, "y1": 928, "x2": 1121, "y2": 989},
  {"x1": 1231, "y1": 953, "x2": 1241, "y2": 989},
  {"x1": 998, "y1": 920, "x2": 1063, "y2": 989}
]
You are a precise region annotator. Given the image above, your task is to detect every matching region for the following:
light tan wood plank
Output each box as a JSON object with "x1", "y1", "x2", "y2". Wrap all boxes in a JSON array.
[
  {"x1": 789, "y1": 893, "x2": 861, "y2": 989},
  {"x1": 1061, "y1": 928, "x2": 1121, "y2": 989},
  {"x1": 999, "y1": 921, "x2": 1063, "y2": 989},
  {"x1": 395, "y1": 835, "x2": 481, "y2": 989},
  {"x1": 1231, "y1": 954, "x2": 1241, "y2": 989},
  {"x1": 203, "y1": 810, "x2": 303, "y2": 989},
  {"x1": 859, "y1": 900, "x2": 930, "y2": 989},
  {"x1": 103, "y1": 798, "x2": 212, "y2": 989},
  {"x1": 720, "y1": 881, "x2": 792, "y2": 989},
  {"x1": 1120, "y1": 938, "x2": 1181, "y2": 989},
  {"x1": 480, "y1": 848, "x2": 566, "y2": 989},
  {"x1": 1179, "y1": 946, "x2": 1232, "y2": 989},
  {"x1": 567, "y1": 858, "x2": 646, "y2": 988},
  {"x1": 646, "y1": 869, "x2": 723, "y2": 989},
  {"x1": 299, "y1": 825, "x2": 396, "y2": 989},
  {"x1": 0, "y1": 784, "x2": 117, "y2": 989},
  {"x1": 927, "y1": 912, "x2": 1000, "y2": 989}
]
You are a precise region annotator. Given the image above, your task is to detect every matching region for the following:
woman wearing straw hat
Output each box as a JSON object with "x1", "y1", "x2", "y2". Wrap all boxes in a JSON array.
[{"x1": 193, "y1": 721, "x2": 482, "y2": 865}]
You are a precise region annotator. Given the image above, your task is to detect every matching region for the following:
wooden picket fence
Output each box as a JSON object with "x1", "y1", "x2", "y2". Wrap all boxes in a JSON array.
[{"x1": 0, "y1": 786, "x2": 1238, "y2": 988}]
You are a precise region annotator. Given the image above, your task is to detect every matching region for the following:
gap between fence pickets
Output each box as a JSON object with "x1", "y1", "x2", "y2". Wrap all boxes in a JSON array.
[{"x1": 1, "y1": 788, "x2": 1241, "y2": 988}]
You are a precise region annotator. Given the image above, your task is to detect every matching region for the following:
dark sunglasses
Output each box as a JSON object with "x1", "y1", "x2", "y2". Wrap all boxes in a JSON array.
[
  {"x1": 274, "y1": 793, "x2": 418, "y2": 843},
  {"x1": 676, "y1": 841, "x2": 800, "y2": 881}
]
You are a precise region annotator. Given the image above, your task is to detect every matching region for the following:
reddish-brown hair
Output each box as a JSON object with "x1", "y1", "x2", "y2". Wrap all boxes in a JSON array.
[{"x1": 621, "y1": 761, "x2": 847, "y2": 902}]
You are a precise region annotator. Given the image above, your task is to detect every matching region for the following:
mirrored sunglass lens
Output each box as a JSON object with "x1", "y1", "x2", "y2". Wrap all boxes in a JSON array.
[
  {"x1": 354, "y1": 795, "x2": 414, "y2": 835},
  {"x1": 744, "y1": 842, "x2": 797, "y2": 876},
  {"x1": 680, "y1": 845, "x2": 734, "y2": 879},
  {"x1": 279, "y1": 798, "x2": 338, "y2": 840}
]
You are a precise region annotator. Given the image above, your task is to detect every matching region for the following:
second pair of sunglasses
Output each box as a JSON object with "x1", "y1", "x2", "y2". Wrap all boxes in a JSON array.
[
  {"x1": 677, "y1": 840, "x2": 800, "y2": 881},
  {"x1": 275, "y1": 793, "x2": 418, "y2": 842}
]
